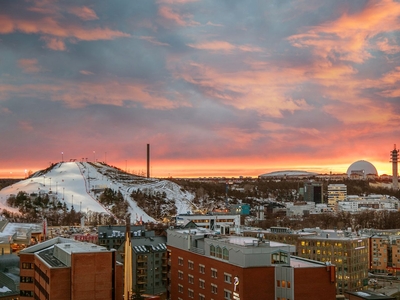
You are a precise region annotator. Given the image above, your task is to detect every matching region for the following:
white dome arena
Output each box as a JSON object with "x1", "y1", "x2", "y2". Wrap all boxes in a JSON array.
[{"x1": 346, "y1": 160, "x2": 378, "y2": 177}]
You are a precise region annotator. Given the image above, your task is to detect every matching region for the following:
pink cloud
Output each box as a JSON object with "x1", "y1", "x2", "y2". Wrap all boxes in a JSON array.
[
  {"x1": 18, "y1": 121, "x2": 34, "y2": 132},
  {"x1": 79, "y1": 70, "x2": 94, "y2": 76},
  {"x1": 157, "y1": 6, "x2": 199, "y2": 26},
  {"x1": 138, "y1": 36, "x2": 170, "y2": 46},
  {"x1": 68, "y1": 6, "x2": 99, "y2": 21},
  {"x1": 40, "y1": 36, "x2": 66, "y2": 51},
  {"x1": 17, "y1": 58, "x2": 41, "y2": 73},
  {"x1": 0, "y1": 79, "x2": 191, "y2": 110},
  {"x1": 187, "y1": 41, "x2": 236, "y2": 52}
]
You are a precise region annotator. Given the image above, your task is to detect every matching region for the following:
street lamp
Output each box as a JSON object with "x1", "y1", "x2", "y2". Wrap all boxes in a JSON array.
[
  {"x1": 61, "y1": 152, "x2": 63, "y2": 162},
  {"x1": 63, "y1": 188, "x2": 65, "y2": 200},
  {"x1": 93, "y1": 151, "x2": 96, "y2": 162},
  {"x1": 49, "y1": 178, "x2": 52, "y2": 191},
  {"x1": 43, "y1": 175, "x2": 46, "y2": 186}
]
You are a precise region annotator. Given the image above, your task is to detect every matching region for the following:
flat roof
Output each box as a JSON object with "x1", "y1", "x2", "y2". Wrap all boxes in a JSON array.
[{"x1": 55, "y1": 242, "x2": 107, "y2": 254}]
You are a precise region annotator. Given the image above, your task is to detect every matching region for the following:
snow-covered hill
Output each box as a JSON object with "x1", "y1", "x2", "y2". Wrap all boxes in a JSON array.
[{"x1": 0, "y1": 162, "x2": 193, "y2": 223}]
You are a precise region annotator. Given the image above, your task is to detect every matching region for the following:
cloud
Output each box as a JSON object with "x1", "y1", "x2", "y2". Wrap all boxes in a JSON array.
[
  {"x1": 79, "y1": 70, "x2": 94, "y2": 76},
  {"x1": 138, "y1": 36, "x2": 170, "y2": 46},
  {"x1": 17, "y1": 59, "x2": 41, "y2": 73},
  {"x1": 40, "y1": 36, "x2": 66, "y2": 51},
  {"x1": 68, "y1": 6, "x2": 99, "y2": 21},
  {"x1": 157, "y1": 5, "x2": 199, "y2": 26},
  {"x1": 288, "y1": 0, "x2": 400, "y2": 63}
]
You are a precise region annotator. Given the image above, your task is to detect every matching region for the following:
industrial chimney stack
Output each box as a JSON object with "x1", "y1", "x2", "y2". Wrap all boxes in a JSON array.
[
  {"x1": 147, "y1": 144, "x2": 150, "y2": 178},
  {"x1": 390, "y1": 144, "x2": 399, "y2": 190}
]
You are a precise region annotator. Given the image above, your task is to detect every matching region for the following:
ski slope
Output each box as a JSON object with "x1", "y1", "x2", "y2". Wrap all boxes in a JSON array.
[{"x1": 0, "y1": 162, "x2": 193, "y2": 223}]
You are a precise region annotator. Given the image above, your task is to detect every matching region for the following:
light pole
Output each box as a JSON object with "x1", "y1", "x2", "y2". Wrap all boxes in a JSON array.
[
  {"x1": 93, "y1": 151, "x2": 96, "y2": 162},
  {"x1": 43, "y1": 175, "x2": 46, "y2": 186},
  {"x1": 105, "y1": 152, "x2": 107, "y2": 164},
  {"x1": 61, "y1": 152, "x2": 63, "y2": 162},
  {"x1": 56, "y1": 182, "x2": 58, "y2": 194},
  {"x1": 49, "y1": 178, "x2": 52, "y2": 191},
  {"x1": 63, "y1": 188, "x2": 65, "y2": 200},
  {"x1": 125, "y1": 160, "x2": 127, "y2": 172}
]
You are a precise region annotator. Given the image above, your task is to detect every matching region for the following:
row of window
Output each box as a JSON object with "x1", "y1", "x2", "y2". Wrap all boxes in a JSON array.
[
  {"x1": 177, "y1": 284, "x2": 233, "y2": 299},
  {"x1": 178, "y1": 270, "x2": 232, "y2": 284},
  {"x1": 210, "y1": 245, "x2": 229, "y2": 260}
]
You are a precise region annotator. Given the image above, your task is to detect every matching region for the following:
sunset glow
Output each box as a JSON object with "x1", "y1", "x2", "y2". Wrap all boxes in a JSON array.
[{"x1": 0, "y1": 1, "x2": 399, "y2": 179}]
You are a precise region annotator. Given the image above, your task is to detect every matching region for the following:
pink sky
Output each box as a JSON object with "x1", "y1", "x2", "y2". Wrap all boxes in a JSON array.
[{"x1": 0, "y1": 0, "x2": 399, "y2": 178}]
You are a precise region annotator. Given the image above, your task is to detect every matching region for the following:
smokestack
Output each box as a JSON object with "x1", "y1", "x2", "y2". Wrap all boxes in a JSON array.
[
  {"x1": 147, "y1": 144, "x2": 150, "y2": 178},
  {"x1": 391, "y1": 144, "x2": 399, "y2": 190}
]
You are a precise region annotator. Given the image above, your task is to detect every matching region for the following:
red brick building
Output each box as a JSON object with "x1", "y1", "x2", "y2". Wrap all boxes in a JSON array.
[
  {"x1": 19, "y1": 237, "x2": 123, "y2": 300},
  {"x1": 167, "y1": 228, "x2": 337, "y2": 300}
]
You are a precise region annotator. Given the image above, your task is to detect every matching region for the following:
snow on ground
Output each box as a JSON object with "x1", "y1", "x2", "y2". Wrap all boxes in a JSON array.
[{"x1": 0, "y1": 162, "x2": 193, "y2": 223}]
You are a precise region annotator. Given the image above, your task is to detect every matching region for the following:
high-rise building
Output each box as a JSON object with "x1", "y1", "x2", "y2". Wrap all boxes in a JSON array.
[
  {"x1": 327, "y1": 184, "x2": 347, "y2": 208},
  {"x1": 167, "y1": 227, "x2": 336, "y2": 300},
  {"x1": 304, "y1": 182, "x2": 323, "y2": 204},
  {"x1": 19, "y1": 237, "x2": 123, "y2": 300}
]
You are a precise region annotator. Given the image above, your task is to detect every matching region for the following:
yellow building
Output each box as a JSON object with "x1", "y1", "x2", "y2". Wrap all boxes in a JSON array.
[{"x1": 296, "y1": 230, "x2": 369, "y2": 294}]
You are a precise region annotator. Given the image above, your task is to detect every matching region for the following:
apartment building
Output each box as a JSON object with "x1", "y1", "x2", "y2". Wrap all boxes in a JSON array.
[
  {"x1": 175, "y1": 213, "x2": 241, "y2": 233},
  {"x1": 327, "y1": 184, "x2": 347, "y2": 208},
  {"x1": 167, "y1": 227, "x2": 336, "y2": 300},
  {"x1": 19, "y1": 237, "x2": 123, "y2": 300},
  {"x1": 296, "y1": 230, "x2": 369, "y2": 294}
]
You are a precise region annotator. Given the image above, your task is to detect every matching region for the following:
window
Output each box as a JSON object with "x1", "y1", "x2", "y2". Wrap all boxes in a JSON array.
[
  {"x1": 178, "y1": 284, "x2": 183, "y2": 293},
  {"x1": 224, "y1": 290, "x2": 232, "y2": 300},
  {"x1": 282, "y1": 280, "x2": 286, "y2": 288},
  {"x1": 188, "y1": 274, "x2": 194, "y2": 284},
  {"x1": 216, "y1": 246, "x2": 222, "y2": 258},
  {"x1": 188, "y1": 289, "x2": 194, "y2": 298},
  {"x1": 223, "y1": 248, "x2": 229, "y2": 260},
  {"x1": 22, "y1": 262, "x2": 33, "y2": 269},
  {"x1": 211, "y1": 283, "x2": 218, "y2": 294},
  {"x1": 210, "y1": 245, "x2": 216, "y2": 256},
  {"x1": 287, "y1": 281, "x2": 291, "y2": 288},
  {"x1": 178, "y1": 271, "x2": 183, "y2": 280},
  {"x1": 211, "y1": 268, "x2": 217, "y2": 278},
  {"x1": 277, "y1": 280, "x2": 280, "y2": 287},
  {"x1": 224, "y1": 273, "x2": 231, "y2": 283},
  {"x1": 199, "y1": 279, "x2": 205, "y2": 289},
  {"x1": 199, "y1": 294, "x2": 205, "y2": 300},
  {"x1": 178, "y1": 257, "x2": 183, "y2": 266},
  {"x1": 188, "y1": 260, "x2": 194, "y2": 270},
  {"x1": 199, "y1": 264, "x2": 205, "y2": 274}
]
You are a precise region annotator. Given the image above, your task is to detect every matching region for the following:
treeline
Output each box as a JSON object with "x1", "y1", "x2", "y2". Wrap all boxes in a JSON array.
[
  {"x1": 130, "y1": 189, "x2": 176, "y2": 220},
  {"x1": 98, "y1": 188, "x2": 129, "y2": 221}
]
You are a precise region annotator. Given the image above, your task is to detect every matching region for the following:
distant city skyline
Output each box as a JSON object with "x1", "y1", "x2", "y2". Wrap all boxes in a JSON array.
[{"x1": 1, "y1": 1, "x2": 399, "y2": 178}]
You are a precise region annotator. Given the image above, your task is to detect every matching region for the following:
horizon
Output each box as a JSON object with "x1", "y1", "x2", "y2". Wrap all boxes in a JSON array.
[
  {"x1": 0, "y1": 159, "x2": 394, "y2": 179},
  {"x1": 1, "y1": 1, "x2": 399, "y2": 179}
]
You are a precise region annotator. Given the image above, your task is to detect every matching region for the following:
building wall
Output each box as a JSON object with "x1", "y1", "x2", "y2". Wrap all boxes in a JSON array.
[
  {"x1": 293, "y1": 266, "x2": 336, "y2": 299},
  {"x1": 169, "y1": 245, "x2": 277, "y2": 300},
  {"x1": 19, "y1": 254, "x2": 35, "y2": 300},
  {"x1": 71, "y1": 252, "x2": 114, "y2": 300}
]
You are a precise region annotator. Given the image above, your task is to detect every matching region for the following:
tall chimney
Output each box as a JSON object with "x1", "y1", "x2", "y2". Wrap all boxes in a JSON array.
[{"x1": 147, "y1": 144, "x2": 150, "y2": 178}]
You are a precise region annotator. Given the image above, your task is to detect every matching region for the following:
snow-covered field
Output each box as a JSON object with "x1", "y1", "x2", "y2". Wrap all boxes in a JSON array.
[{"x1": 0, "y1": 162, "x2": 192, "y2": 223}]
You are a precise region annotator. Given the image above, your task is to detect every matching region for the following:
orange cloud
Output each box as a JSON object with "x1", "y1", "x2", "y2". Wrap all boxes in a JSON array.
[
  {"x1": 288, "y1": 0, "x2": 400, "y2": 63},
  {"x1": 17, "y1": 58, "x2": 41, "y2": 73}
]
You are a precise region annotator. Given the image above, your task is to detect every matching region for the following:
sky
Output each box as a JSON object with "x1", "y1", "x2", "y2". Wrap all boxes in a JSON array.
[{"x1": 1, "y1": 0, "x2": 400, "y2": 179}]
